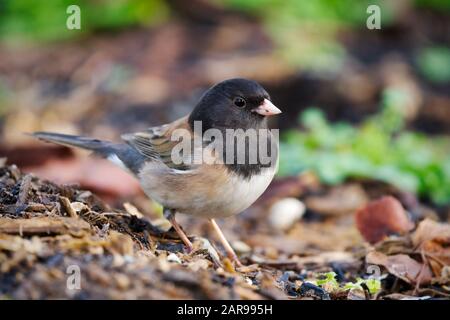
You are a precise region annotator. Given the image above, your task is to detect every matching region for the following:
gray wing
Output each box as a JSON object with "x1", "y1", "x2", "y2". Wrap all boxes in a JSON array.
[{"x1": 121, "y1": 118, "x2": 194, "y2": 171}]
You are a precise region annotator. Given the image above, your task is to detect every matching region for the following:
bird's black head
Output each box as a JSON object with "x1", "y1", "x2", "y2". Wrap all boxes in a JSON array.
[{"x1": 188, "y1": 78, "x2": 281, "y2": 132}]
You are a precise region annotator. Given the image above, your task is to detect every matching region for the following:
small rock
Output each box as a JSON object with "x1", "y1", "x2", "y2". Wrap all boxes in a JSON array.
[
  {"x1": 299, "y1": 282, "x2": 330, "y2": 300},
  {"x1": 268, "y1": 198, "x2": 305, "y2": 231},
  {"x1": 167, "y1": 253, "x2": 182, "y2": 264},
  {"x1": 70, "y1": 202, "x2": 88, "y2": 213},
  {"x1": 231, "y1": 240, "x2": 251, "y2": 254}
]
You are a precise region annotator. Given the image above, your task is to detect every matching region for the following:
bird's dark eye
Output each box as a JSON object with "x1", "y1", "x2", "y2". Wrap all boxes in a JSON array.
[{"x1": 233, "y1": 97, "x2": 246, "y2": 108}]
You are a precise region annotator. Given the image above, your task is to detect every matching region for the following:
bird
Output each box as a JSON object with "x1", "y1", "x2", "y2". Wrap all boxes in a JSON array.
[{"x1": 31, "y1": 78, "x2": 281, "y2": 266}]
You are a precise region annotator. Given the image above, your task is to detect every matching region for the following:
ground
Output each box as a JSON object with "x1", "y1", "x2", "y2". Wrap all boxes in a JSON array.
[{"x1": 1, "y1": 162, "x2": 448, "y2": 300}]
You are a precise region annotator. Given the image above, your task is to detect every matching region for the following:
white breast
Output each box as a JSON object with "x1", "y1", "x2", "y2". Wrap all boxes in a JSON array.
[
  {"x1": 186, "y1": 165, "x2": 277, "y2": 219},
  {"x1": 139, "y1": 161, "x2": 278, "y2": 219},
  {"x1": 215, "y1": 168, "x2": 276, "y2": 217}
]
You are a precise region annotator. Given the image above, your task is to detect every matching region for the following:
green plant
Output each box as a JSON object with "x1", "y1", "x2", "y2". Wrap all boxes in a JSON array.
[
  {"x1": 314, "y1": 272, "x2": 339, "y2": 291},
  {"x1": 222, "y1": 0, "x2": 397, "y2": 71},
  {"x1": 279, "y1": 89, "x2": 450, "y2": 205},
  {"x1": 416, "y1": 47, "x2": 450, "y2": 84},
  {"x1": 311, "y1": 272, "x2": 381, "y2": 295},
  {"x1": 0, "y1": 77, "x2": 10, "y2": 117},
  {"x1": 0, "y1": 0, "x2": 169, "y2": 43},
  {"x1": 415, "y1": 0, "x2": 450, "y2": 11}
]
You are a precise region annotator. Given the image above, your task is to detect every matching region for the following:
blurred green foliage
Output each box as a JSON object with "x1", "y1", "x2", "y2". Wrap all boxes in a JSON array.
[
  {"x1": 1, "y1": 0, "x2": 448, "y2": 76},
  {"x1": 0, "y1": 0, "x2": 169, "y2": 43},
  {"x1": 223, "y1": 0, "x2": 395, "y2": 71},
  {"x1": 416, "y1": 47, "x2": 450, "y2": 84},
  {"x1": 279, "y1": 90, "x2": 450, "y2": 205},
  {"x1": 0, "y1": 77, "x2": 10, "y2": 116},
  {"x1": 223, "y1": 0, "x2": 450, "y2": 72},
  {"x1": 415, "y1": 0, "x2": 450, "y2": 11}
]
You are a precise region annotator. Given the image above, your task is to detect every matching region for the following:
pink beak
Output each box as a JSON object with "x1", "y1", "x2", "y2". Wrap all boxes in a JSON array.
[{"x1": 252, "y1": 99, "x2": 282, "y2": 116}]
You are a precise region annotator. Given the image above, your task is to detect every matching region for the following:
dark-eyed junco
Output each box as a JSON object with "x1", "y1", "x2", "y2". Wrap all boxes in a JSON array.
[{"x1": 32, "y1": 78, "x2": 281, "y2": 266}]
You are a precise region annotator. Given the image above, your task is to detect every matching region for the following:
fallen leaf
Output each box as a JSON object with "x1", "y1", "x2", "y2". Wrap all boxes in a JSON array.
[
  {"x1": 28, "y1": 157, "x2": 142, "y2": 199},
  {"x1": 347, "y1": 288, "x2": 366, "y2": 300},
  {"x1": 355, "y1": 196, "x2": 414, "y2": 244},
  {"x1": 411, "y1": 218, "x2": 450, "y2": 246},
  {"x1": 366, "y1": 251, "x2": 432, "y2": 285},
  {"x1": 411, "y1": 219, "x2": 450, "y2": 277}
]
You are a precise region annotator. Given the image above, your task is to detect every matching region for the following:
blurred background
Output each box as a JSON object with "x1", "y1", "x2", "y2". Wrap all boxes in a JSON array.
[{"x1": 0, "y1": 0, "x2": 449, "y2": 227}]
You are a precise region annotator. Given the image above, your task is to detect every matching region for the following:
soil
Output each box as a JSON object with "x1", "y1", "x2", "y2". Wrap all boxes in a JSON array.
[{"x1": 0, "y1": 163, "x2": 448, "y2": 300}]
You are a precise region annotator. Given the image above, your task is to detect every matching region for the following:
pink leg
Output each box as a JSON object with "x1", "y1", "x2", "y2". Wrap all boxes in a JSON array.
[
  {"x1": 165, "y1": 209, "x2": 193, "y2": 252},
  {"x1": 209, "y1": 219, "x2": 242, "y2": 266}
]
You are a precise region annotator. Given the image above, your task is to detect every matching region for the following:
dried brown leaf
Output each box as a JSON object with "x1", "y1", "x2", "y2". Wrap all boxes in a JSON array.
[{"x1": 366, "y1": 251, "x2": 432, "y2": 285}]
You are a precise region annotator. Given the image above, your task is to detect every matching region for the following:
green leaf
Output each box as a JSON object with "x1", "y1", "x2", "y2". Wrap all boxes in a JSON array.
[
  {"x1": 315, "y1": 272, "x2": 339, "y2": 291},
  {"x1": 279, "y1": 101, "x2": 450, "y2": 205},
  {"x1": 416, "y1": 47, "x2": 450, "y2": 83}
]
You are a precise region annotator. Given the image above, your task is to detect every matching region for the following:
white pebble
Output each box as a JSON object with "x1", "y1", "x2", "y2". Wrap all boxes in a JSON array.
[
  {"x1": 268, "y1": 198, "x2": 306, "y2": 231},
  {"x1": 232, "y1": 241, "x2": 252, "y2": 253},
  {"x1": 70, "y1": 202, "x2": 87, "y2": 212},
  {"x1": 167, "y1": 253, "x2": 182, "y2": 264}
]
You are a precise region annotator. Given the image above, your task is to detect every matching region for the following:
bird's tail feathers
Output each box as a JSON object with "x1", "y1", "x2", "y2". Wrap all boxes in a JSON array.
[
  {"x1": 31, "y1": 132, "x2": 113, "y2": 156},
  {"x1": 31, "y1": 132, "x2": 145, "y2": 174}
]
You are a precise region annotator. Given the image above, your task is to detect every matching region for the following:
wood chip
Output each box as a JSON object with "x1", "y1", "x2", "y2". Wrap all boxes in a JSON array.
[
  {"x1": 0, "y1": 217, "x2": 91, "y2": 236},
  {"x1": 16, "y1": 174, "x2": 33, "y2": 207},
  {"x1": 59, "y1": 196, "x2": 77, "y2": 218}
]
